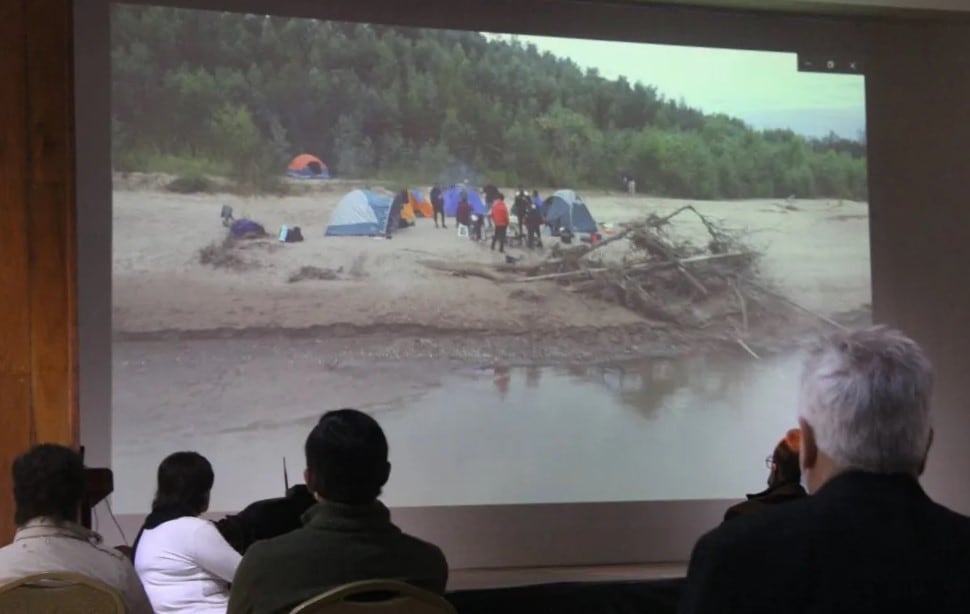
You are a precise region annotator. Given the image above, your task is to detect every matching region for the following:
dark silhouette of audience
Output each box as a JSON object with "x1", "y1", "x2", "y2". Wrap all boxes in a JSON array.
[
  {"x1": 0, "y1": 444, "x2": 152, "y2": 613},
  {"x1": 681, "y1": 327, "x2": 970, "y2": 614},
  {"x1": 723, "y1": 428, "x2": 806, "y2": 522},
  {"x1": 133, "y1": 451, "x2": 240, "y2": 613},
  {"x1": 215, "y1": 485, "x2": 316, "y2": 555},
  {"x1": 10, "y1": 327, "x2": 970, "y2": 614},
  {"x1": 226, "y1": 408, "x2": 448, "y2": 614}
]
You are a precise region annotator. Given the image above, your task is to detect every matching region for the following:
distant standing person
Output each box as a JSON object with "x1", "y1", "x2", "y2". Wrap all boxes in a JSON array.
[
  {"x1": 483, "y1": 184, "x2": 500, "y2": 205},
  {"x1": 430, "y1": 185, "x2": 446, "y2": 229},
  {"x1": 512, "y1": 188, "x2": 531, "y2": 238},
  {"x1": 491, "y1": 193, "x2": 510, "y2": 253},
  {"x1": 456, "y1": 192, "x2": 472, "y2": 238},
  {"x1": 525, "y1": 203, "x2": 544, "y2": 249},
  {"x1": 482, "y1": 184, "x2": 499, "y2": 231}
]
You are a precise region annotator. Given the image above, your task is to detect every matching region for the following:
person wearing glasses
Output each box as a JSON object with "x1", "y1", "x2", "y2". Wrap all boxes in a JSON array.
[
  {"x1": 723, "y1": 429, "x2": 807, "y2": 522},
  {"x1": 681, "y1": 327, "x2": 970, "y2": 614}
]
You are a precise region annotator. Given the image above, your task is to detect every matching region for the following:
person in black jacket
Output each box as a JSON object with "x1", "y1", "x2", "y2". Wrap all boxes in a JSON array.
[
  {"x1": 680, "y1": 327, "x2": 970, "y2": 614},
  {"x1": 525, "y1": 204, "x2": 544, "y2": 249},
  {"x1": 430, "y1": 185, "x2": 446, "y2": 229},
  {"x1": 723, "y1": 428, "x2": 806, "y2": 522},
  {"x1": 215, "y1": 485, "x2": 317, "y2": 555},
  {"x1": 512, "y1": 188, "x2": 531, "y2": 239}
]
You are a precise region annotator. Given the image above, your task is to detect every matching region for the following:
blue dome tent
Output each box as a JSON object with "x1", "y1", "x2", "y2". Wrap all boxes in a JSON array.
[
  {"x1": 541, "y1": 190, "x2": 598, "y2": 236},
  {"x1": 443, "y1": 186, "x2": 486, "y2": 217},
  {"x1": 325, "y1": 190, "x2": 393, "y2": 236}
]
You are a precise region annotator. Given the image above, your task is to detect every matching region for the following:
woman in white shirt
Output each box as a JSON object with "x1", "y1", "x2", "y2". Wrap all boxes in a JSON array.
[{"x1": 134, "y1": 452, "x2": 241, "y2": 614}]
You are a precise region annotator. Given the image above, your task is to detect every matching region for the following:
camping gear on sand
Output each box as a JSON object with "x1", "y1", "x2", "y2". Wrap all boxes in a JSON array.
[{"x1": 230, "y1": 219, "x2": 265, "y2": 238}]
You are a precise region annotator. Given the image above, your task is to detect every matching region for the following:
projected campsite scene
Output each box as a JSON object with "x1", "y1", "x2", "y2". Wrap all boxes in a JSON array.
[{"x1": 110, "y1": 6, "x2": 870, "y2": 512}]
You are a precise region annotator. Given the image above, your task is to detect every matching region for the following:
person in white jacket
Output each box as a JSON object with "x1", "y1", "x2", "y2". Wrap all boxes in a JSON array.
[{"x1": 134, "y1": 452, "x2": 241, "y2": 614}]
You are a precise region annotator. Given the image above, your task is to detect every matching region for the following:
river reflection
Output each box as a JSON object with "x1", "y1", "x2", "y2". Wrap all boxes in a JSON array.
[
  {"x1": 487, "y1": 354, "x2": 753, "y2": 421},
  {"x1": 113, "y1": 337, "x2": 807, "y2": 512}
]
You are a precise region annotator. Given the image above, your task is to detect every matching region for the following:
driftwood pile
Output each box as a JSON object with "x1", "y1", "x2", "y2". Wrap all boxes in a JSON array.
[
  {"x1": 498, "y1": 206, "x2": 785, "y2": 356},
  {"x1": 423, "y1": 206, "x2": 843, "y2": 357}
]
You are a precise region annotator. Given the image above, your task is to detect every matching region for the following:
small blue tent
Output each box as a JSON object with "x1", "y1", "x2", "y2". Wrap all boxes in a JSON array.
[
  {"x1": 541, "y1": 190, "x2": 598, "y2": 236},
  {"x1": 443, "y1": 186, "x2": 486, "y2": 217},
  {"x1": 325, "y1": 190, "x2": 393, "y2": 237}
]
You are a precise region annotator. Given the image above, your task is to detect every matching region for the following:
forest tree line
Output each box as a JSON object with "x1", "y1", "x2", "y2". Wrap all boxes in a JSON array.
[{"x1": 112, "y1": 6, "x2": 868, "y2": 199}]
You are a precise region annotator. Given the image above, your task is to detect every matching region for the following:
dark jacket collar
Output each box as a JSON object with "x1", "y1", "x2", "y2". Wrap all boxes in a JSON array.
[
  {"x1": 746, "y1": 481, "x2": 807, "y2": 501},
  {"x1": 813, "y1": 470, "x2": 927, "y2": 501},
  {"x1": 301, "y1": 500, "x2": 399, "y2": 534}
]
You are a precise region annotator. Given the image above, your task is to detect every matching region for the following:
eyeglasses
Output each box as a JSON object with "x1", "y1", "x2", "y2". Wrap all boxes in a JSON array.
[{"x1": 765, "y1": 455, "x2": 775, "y2": 470}]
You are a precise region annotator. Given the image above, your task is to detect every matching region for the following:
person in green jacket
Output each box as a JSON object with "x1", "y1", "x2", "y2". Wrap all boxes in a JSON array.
[{"x1": 227, "y1": 409, "x2": 448, "y2": 614}]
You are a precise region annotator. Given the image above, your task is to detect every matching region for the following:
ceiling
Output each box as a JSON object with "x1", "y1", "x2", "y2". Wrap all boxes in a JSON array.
[{"x1": 622, "y1": 0, "x2": 970, "y2": 16}]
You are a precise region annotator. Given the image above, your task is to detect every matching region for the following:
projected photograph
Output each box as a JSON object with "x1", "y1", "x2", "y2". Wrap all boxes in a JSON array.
[{"x1": 110, "y1": 6, "x2": 870, "y2": 512}]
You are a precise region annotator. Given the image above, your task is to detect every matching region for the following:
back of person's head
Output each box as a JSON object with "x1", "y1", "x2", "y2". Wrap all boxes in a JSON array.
[
  {"x1": 305, "y1": 409, "x2": 390, "y2": 505},
  {"x1": 152, "y1": 451, "x2": 214, "y2": 515},
  {"x1": 13, "y1": 444, "x2": 84, "y2": 526},
  {"x1": 768, "y1": 429, "x2": 802, "y2": 487},
  {"x1": 799, "y1": 326, "x2": 933, "y2": 489}
]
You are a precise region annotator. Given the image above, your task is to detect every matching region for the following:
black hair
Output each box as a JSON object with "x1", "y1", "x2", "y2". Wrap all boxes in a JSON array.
[
  {"x1": 13, "y1": 444, "x2": 85, "y2": 526},
  {"x1": 770, "y1": 439, "x2": 801, "y2": 486},
  {"x1": 152, "y1": 451, "x2": 214, "y2": 515},
  {"x1": 305, "y1": 409, "x2": 390, "y2": 505}
]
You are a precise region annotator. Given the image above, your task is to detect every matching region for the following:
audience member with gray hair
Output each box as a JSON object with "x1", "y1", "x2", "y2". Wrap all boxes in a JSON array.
[{"x1": 680, "y1": 326, "x2": 970, "y2": 614}]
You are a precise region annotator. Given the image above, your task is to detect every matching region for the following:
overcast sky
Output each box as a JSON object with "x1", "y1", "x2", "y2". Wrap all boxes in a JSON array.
[{"x1": 488, "y1": 34, "x2": 866, "y2": 139}]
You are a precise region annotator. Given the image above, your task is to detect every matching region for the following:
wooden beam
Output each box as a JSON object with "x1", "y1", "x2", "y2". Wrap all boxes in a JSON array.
[{"x1": 0, "y1": 0, "x2": 77, "y2": 544}]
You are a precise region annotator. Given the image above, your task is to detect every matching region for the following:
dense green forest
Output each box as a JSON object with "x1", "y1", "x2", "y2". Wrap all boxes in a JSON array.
[{"x1": 112, "y1": 6, "x2": 867, "y2": 199}]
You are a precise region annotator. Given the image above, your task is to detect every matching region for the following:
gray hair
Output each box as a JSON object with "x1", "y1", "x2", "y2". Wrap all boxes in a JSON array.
[{"x1": 799, "y1": 326, "x2": 934, "y2": 475}]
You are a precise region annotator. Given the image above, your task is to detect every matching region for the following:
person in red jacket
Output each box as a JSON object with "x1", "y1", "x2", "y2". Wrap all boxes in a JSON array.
[{"x1": 490, "y1": 193, "x2": 510, "y2": 253}]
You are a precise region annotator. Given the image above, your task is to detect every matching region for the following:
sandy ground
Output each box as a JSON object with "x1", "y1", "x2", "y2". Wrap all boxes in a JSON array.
[{"x1": 112, "y1": 181, "x2": 870, "y2": 357}]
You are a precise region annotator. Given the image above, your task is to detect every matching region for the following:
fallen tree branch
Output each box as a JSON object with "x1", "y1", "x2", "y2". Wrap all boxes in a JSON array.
[
  {"x1": 742, "y1": 278, "x2": 847, "y2": 331},
  {"x1": 736, "y1": 337, "x2": 761, "y2": 360},
  {"x1": 577, "y1": 226, "x2": 635, "y2": 261},
  {"x1": 677, "y1": 265, "x2": 709, "y2": 296},
  {"x1": 420, "y1": 260, "x2": 507, "y2": 282},
  {"x1": 512, "y1": 251, "x2": 756, "y2": 283},
  {"x1": 732, "y1": 281, "x2": 749, "y2": 333}
]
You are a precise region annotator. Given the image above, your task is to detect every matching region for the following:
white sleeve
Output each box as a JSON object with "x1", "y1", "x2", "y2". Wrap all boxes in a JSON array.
[{"x1": 190, "y1": 520, "x2": 242, "y2": 582}]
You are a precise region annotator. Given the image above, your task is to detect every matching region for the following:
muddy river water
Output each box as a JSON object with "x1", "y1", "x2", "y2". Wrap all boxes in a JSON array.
[{"x1": 113, "y1": 340, "x2": 808, "y2": 513}]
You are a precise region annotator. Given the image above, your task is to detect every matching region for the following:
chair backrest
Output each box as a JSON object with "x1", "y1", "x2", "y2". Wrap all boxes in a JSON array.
[
  {"x1": 0, "y1": 572, "x2": 126, "y2": 614},
  {"x1": 290, "y1": 579, "x2": 457, "y2": 614}
]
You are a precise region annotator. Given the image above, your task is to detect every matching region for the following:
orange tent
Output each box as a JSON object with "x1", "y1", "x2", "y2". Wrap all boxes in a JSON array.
[
  {"x1": 408, "y1": 189, "x2": 434, "y2": 218},
  {"x1": 287, "y1": 154, "x2": 329, "y2": 178}
]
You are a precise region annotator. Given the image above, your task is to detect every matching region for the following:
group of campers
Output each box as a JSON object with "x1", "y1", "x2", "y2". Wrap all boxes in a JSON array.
[{"x1": 428, "y1": 183, "x2": 548, "y2": 253}]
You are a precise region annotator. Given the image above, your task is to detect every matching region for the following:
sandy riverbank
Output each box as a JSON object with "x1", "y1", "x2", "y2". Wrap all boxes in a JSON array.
[{"x1": 112, "y1": 181, "x2": 870, "y2": 360}]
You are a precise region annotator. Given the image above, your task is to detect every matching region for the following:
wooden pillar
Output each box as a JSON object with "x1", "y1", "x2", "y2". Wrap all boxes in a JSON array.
[{"x1": 0, "y1": 0, "x2": 78, "y2": 544}]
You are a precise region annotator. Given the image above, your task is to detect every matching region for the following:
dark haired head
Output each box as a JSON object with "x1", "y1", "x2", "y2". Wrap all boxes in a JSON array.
[
  {"x1": 152, "y1": 452, "x2": 214, "y2": 516},
  {"x1": 305, "y1": 409, "x2": 390, "y2": 505},
  {"x1": 13, "y1": 444, "x2": 85, "y2": 526},
  {"x1": 769, "y1": 429, "x2": 802, "y2": 487}
]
